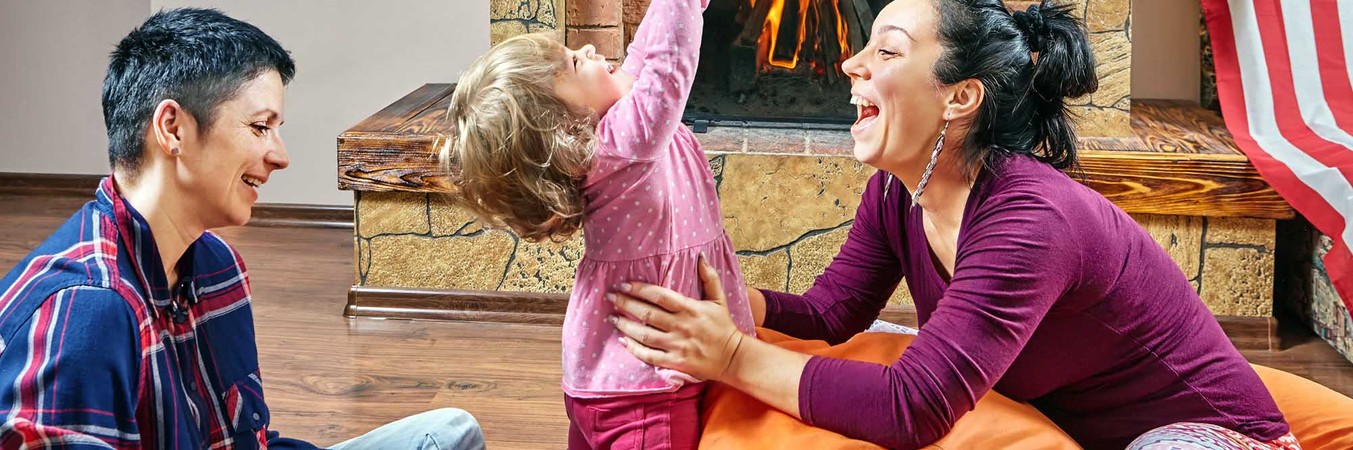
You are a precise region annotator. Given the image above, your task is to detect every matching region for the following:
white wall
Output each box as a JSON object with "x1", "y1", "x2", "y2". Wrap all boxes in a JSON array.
[
  {"x1": 0, "y1": 1, "x2": 489, "y2": 206},
  {"x1": 0, "y1": 0, "x2": 151, "y2": 176},
  {"x1": 4, "y1": 1, "x2": 1201, "y2": 203},
  {"x1": 1130, "y1": 0, "x2": 1202, "y2": 102}
]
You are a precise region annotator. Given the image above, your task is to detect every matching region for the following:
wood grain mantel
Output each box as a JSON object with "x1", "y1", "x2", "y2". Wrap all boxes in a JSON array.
[{"x1": 337, "y1": 84, "x2": 1293, "y2": 220}]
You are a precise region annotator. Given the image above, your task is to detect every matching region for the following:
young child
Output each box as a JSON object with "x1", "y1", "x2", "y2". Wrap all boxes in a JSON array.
[{"x1": 442, "y1": 0, "x2": 754, "y2": 448}]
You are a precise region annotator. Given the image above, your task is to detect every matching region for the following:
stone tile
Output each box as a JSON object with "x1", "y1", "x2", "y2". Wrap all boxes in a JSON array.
[
  {"x1": 719, "y1": 155, "x2": 873, "y2": 252},
  {"x1": 738, "y1": 250, "x2": 790, "y2": 293},
  {"x1": 500, "y1": 235, "x2": 587, "y2": 293},
  {"x1": 490, "y1": 0, "x2": 560, "y2": 27},
  {"x1": 1309, "y1": 235, "x2": 1353, "y2": 362},
  {"x1": 707, "y1": 154, "x2": 724, "y2": 179},
  {"x1": 366, "y1": 233, "x2": 516, "y2": 290},
  {"x1": 1200, "y1": 247, "x2": 1274, "y2": 316},
  {"x1": 787, "y1": 224, "x2": 852, "y2": 295},
  {"x1": 1085, "y1": 0, "x2": 1129, "y2": 33},
  {"x1": 429, "y1": 195, "x2": 483, "y2": 236},
  {"x1": 568, "y1": 0, "x2": 622, "y2": 27},
  {"x1": 528, "y1": 24, "x2": 565, "y2": 42},
  {"x1": 778, "y1": 224, "x2": 914, "y2": 307},
  {"x1": 695, "y1": 126, "x2": 746, "y2": 153},
  {"x1": 888, "y1": 286, "x2": 914, "y2": 307},
  {"x1": 1090, "y1": 32, "x2": 1131, "y2": 108},
  {"x1": 1201, "y1": 25, "x2": 1220, "y2": 110},
  {"x1": 354, "y1": 236, "x2": 365, "y2": 284},
  {"x1": 806, "y1": 130, "x2": 854, "y2": 156},
  {"x1": 1070, "y1": 104, "x2": 1132, "y2": 138},
  {"x1": 1110, "y1": 96, "x2": 1130, "y2": 111},
  {"x1": 745, "y1": 128, "x2": 808, "y2": 154},
  {"x1": 1205, "y1": 217, "x2": 1275, "y2": 247},
  {"x1": 1131, "y1": 213, "x2": 1203, "y2": 283},
  {"x1": 358, "y1": 192, "x2": 430, "y2": 238},
  {"x1": 491, "y1": 0, "x2": 563, "y2": 45},
  {"x1": 491, "y1": 21, "x2": 528, "y2": 46}
]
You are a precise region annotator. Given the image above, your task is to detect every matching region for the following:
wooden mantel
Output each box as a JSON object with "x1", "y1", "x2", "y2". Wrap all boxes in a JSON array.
[{"x1": 338, "y1": 83, "x2": 1293, "y2": 220}]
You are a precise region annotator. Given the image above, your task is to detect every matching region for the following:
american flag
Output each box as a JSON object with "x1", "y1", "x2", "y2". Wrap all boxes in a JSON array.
[{"x1": 1203, "y1": 0, "x2": 1353, "y2": 316}]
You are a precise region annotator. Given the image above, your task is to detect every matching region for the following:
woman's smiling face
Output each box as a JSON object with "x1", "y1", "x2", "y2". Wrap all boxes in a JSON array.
[{"x1": 841, "y1": 0, "x2": 952, "y2": 174}]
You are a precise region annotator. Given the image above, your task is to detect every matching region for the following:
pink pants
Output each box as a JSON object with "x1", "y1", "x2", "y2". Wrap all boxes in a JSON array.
[{"x1": 565, "y1": 384, "x2": 704, "y2": 450}]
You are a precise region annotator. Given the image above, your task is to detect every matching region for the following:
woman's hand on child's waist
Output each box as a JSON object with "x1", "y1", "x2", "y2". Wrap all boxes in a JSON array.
[{"x1": 607, "y1": 254, "x2": 747, "y2": 382}]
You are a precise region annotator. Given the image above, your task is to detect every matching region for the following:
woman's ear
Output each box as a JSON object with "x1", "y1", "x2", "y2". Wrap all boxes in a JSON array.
[
  {"x1": 150, "y1": 99, "x2": 186, "y2": 157},
  {"x1": 943, "y1": 79, "x2": 984, "y2": 122}
]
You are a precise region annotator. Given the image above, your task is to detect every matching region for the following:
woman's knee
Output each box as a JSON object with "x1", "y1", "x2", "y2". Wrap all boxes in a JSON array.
[{"x1": 420, "y1": 408, "x2": 484, "y2": 450}]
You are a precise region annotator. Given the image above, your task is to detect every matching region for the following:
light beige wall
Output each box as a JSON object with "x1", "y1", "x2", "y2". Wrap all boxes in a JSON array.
[
  {"x1": 0, "y1": 1, "x2": 489, "y2": 206},
  {"x1": 0, "y1": 0, "x2": 151, "y2": 177},
  {"x1": 1130, "y1": 0, "x2": 1201, "y2": 102}
]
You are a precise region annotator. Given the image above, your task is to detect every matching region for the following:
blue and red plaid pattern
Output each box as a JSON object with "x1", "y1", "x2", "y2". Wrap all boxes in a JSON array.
[{"x1": 0, "y1": 177, "x2": 317, "y2": 449}]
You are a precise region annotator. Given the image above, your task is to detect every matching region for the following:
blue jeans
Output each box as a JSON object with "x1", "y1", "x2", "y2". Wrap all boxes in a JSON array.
[{"x1": 328, "y1": 408, "x2": 485, "y2": 450}]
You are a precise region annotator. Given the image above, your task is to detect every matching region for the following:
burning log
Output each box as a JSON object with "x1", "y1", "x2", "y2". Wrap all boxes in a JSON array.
[
  {"x1": 727, "y1": 0, "x2": 868, "y2": 92},
  {"x1": 737, "y1": 0, "x2": 774, "y2": 47},
  {"x1": 839, "y1": 0, "x2": 871, "y2": 52}
]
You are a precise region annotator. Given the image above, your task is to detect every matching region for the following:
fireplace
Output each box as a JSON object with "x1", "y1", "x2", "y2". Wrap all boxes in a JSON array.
[
  {"x1": 550, "y1": 0, "x2": 1131, "y2": 136},
  {"x1": 686, "y1": 0, "x2": 884, "y2": 124}
]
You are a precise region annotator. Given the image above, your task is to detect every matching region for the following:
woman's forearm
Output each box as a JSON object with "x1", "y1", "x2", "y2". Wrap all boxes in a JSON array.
[
  {"x1": 746, "y1": 286, "x2": 767, "y2": 327},
  {"x1": 719, "y1": 335, "x2": 813, "y2": 419}
]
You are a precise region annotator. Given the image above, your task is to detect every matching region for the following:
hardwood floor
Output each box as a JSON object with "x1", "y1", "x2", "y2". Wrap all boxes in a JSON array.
[{"x1": 1, "y1": 193, "x2": 1351, "y2": 449}]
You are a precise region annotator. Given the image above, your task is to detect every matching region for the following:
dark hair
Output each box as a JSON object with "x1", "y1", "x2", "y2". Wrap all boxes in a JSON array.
[
  {"x1": 932, "y1": 0, "x2": 1097, "y2": 175},
  {"x1": 102, "y1": 8, "x2": 295, "y2": 178}
]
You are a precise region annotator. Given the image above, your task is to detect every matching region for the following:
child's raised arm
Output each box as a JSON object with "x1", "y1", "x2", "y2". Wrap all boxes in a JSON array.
[{"x1": 596, "y1": 0, "x2": 709, "y2": 160}]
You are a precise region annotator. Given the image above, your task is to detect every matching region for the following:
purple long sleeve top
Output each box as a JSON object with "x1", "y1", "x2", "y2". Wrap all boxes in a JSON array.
[{"x1": 762, "y1": 155, "x2": 1289, "y2": 449}]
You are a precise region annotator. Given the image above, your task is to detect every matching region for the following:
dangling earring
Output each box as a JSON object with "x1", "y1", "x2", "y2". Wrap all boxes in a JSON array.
[
  {"x1": 883, "y1": 173, "x2": 894, "y2": 201},
  {"x1": 911, "y1": 120, "x2": 948, "y2": 207}
]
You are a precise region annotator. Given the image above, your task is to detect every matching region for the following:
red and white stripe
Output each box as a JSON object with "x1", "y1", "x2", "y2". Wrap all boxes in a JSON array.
[{"x1": 1204, "y1": 0, "x2": 1353, "y2": 315}]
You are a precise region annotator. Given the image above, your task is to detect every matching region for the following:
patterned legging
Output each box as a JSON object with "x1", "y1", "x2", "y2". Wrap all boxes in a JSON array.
[{"x1": 1127, "y1": 422, "x2": 1301, "y2": 450}]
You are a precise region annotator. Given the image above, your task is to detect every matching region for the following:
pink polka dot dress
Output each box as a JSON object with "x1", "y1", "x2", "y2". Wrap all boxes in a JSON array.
[{"x1": 562, "y1": 0, "x2": 755, "y2": 399}]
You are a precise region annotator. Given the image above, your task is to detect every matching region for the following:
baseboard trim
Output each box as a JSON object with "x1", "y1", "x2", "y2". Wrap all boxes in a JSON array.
[
  {"x1": 0, "y1": 172, "x2": 352, "y2": 229},
  {"x1": 346, "y1": 286, "x2": 1280, "y2": 352},
  {"x1": 0, "y1": 172, "x2": 103, "y2": 197},
  {"x1": 249, "y1": 204, "x2": 352, "y2": 229},
  {"x1": 346, "y1": 286, "x2": 568, "y2": 325}
]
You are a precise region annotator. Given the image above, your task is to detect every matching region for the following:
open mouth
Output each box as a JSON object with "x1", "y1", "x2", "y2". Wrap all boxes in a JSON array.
[
  {"x1": 850, "y1": 95, "x2": 880, "y2": 129},
  {"x1": 607, "y1": 63, "x2": 616, "y2": 74},
  {"x1": 242, "y1": 175, "x2": 264, "y2": 189}
]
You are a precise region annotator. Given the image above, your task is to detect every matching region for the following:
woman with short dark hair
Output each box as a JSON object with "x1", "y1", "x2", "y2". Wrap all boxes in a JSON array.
[{"x1": 0, "y1": 8, "x2": 482, "y2": 449}]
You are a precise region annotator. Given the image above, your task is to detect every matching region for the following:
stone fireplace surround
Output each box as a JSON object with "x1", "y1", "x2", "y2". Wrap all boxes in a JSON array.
[{"x1": 336, "y1": 0, "x2": 1306, "y2": 355}]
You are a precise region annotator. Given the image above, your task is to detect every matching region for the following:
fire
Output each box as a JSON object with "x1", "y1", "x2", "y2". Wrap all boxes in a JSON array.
[{"x1": 749, "y1": 0, "x2": 856, "y2": 73}]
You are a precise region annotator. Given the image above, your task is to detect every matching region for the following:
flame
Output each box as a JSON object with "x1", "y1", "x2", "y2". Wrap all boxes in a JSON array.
[
  {"x1": 750, "y1": 0, "x2": 855, "y2": 73},
  {"x1": 834, "y1": 0, "x2": 851, "y2": 60}
]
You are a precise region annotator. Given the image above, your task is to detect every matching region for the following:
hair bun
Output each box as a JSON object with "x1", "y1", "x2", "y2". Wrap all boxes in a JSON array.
[{"x1": 1013, "y1": 5, "x2": 1047, "y2": 53}]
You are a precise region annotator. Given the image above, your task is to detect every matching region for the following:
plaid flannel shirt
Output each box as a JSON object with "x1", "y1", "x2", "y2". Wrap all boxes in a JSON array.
[{"x1": 0, "y1": 177, "x2": 317, "y2": 449}]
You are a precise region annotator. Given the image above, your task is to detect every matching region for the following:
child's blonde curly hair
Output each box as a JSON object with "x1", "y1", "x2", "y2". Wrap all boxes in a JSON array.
[{"x1": 441, "y1": 33, "x2": 596, "y2": 242}]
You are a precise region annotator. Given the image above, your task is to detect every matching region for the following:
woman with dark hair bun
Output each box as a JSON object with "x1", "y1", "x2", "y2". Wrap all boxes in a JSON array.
[{"x1": 604, "y1": 0, "x2": 1299, "y2": 448}]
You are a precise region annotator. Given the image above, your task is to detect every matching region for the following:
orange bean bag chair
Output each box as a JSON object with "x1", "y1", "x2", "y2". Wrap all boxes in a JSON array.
[
  {"x1": 1251, "y1": 364, "x2": 1353, "y2": 449},
  {"x1": 699, "y1": 328, "x2": 1353, "y2": 449}
]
